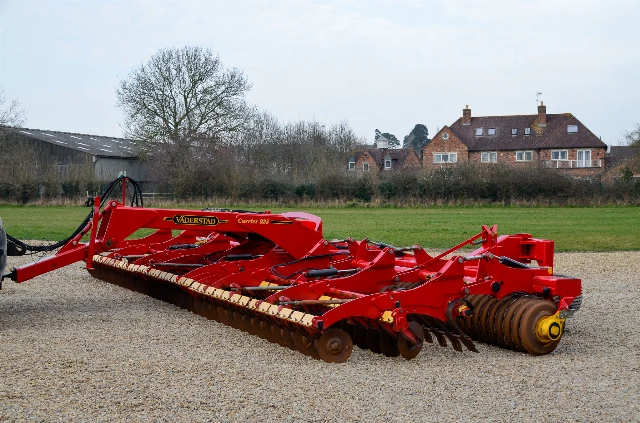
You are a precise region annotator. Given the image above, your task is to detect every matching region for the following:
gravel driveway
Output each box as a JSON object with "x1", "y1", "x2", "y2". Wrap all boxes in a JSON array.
[{"x1": 1, "y1": 252, "x2": 638, "y2": 422}]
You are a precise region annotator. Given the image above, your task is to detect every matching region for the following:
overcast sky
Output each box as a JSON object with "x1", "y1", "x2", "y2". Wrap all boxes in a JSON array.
[{"x1": 1, "y1": 0, "x2": 638, "y2": 145}]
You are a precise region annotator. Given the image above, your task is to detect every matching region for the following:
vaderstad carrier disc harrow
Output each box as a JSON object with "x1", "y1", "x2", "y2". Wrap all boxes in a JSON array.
[{"x1": 1, "y1": 178, "x2": 582, "y2": 363}]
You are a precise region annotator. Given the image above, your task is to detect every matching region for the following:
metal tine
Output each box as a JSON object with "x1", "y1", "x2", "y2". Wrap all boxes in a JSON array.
[
  {"x1": 431, "y1": 328, "x2": 448, "y2": 347},
  {"x1": 457, "y1": 334, "x2": 479, "y2": 353},
  {"x1": 444, "y1": 333, "x2": 463, "y2": 352},
  {"x1": 422, "y1": 329, "x2": 434, "y2": 344}
]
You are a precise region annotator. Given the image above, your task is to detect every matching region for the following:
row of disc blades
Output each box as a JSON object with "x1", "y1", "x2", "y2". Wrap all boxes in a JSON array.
[{"x1": 460, "y1": 294, "x2": 562, "y2": 355}]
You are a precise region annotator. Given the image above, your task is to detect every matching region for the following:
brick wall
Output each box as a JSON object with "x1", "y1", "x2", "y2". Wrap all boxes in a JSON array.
[
  {"x1": 469, "y1": 150, "x2": 540, "y2": 164},
  {"x1": 540, "y1": 147, "x2": 606, "y2": 176},
  {"x1": 354, "y1": 152, "x2": 378, "y2": 172},
  {"x1": 401, "y1": 151, "x2": 422, "y2": 169},
  {"x1": 423, "y1": 127, "x2": 468, "y2": 169}
]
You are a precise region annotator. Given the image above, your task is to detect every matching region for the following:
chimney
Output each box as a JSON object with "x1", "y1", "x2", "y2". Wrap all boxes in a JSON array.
[
  {"x1": 537, "y1": 101, "x2": 547, "y2": 127},
  {"x1": 462, "y1": 105, "x2": 471, "y2": 125}
]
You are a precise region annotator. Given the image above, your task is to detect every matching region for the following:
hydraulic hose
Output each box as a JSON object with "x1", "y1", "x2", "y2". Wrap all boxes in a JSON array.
[{"x1": 5, "y1": 176, "x2": 144, "y2": 254}]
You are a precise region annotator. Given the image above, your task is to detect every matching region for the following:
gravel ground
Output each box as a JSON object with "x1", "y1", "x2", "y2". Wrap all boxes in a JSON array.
[{"x1": 1, "y1": 251, "x2": 638, "y2": 423}]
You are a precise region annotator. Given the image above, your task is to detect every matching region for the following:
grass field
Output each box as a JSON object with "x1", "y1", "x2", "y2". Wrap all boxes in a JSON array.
[{"x1": 0, "y1": 205, "x2": 638, "y2": 252}]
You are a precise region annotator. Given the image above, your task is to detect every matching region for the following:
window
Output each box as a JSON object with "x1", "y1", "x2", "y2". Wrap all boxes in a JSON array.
[
  {"x1": 363, "y1": 162, "x2": 369, "y2": 171},
  {"x1": 384, "y1": 160, "x2": 392, "y2": 169},
  {"x1": 433, "y1": 153, "x2": 458, "y2": 163},
  {"x1": 577, "y1": 150, "x2": 591, "y2": 167},
  {"x1": 511, "y1": 128, "x2": 518, "y2": 136},
  {"x1": 475, "y1": 128, "x2": 484, "y2": 136},
  {"x1": 348, "y1": 161, "x2": 355, "y2": 170},
  {"x1": 524, "y1": 128, "x2": 531, "y2": 136},
  {"x1": 567, "y1": 125, "x2": 578, "y2": 133},
  {"x1": 516, "y1": 151, "x2": 533, "y2": 162},
  {"x1": 481, "y1": 152, "x2": 497, "y2": 163},
  {"x1": 488, "y1": 128, "x2": 496, "y2": 136},
  {"x1": 551, "y1": 150, "x2": 568, "y2": 160}
]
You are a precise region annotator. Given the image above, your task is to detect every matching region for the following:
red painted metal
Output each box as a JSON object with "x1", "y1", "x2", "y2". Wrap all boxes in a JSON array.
[{"x1": 8, "y1": 179, "x2": 582, "y2": 359}]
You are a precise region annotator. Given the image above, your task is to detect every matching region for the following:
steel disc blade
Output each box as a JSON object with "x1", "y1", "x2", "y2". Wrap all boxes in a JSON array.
[
  {"x1": 317, "y1": 328, "x2": 353, "y2": 363},
  {"x1": 398, "y1": 322, "x2": 424, "y2": 360}
]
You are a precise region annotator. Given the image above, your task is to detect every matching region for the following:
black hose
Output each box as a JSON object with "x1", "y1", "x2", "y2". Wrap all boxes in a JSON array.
[{"x1": 5, "y1": 176, "x2": 144, "y2": 254}]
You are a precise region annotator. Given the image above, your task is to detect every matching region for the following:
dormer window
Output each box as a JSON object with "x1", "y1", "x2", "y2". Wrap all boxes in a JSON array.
[
  {"x1": 384, "y1": 160, "x2": 392, "y2": 169},
  {"x1": 348, "y1": 161, "x2": 355, "y2": 170},
  {"x1": 487, "y1": 128, "x2": 496, "y2": 136},
  {"x1": 475, "y1": 128, "x2": 484, "y2": 136},
  {"x1": 567, "y1": 125, "x2": 578, "y2": 133},
  {"x1": 511, "y1": 128, "x2": 518, "y2": 136},
  {"x1": 524, "y1": 128, "x2": 531, "y2": 136}
]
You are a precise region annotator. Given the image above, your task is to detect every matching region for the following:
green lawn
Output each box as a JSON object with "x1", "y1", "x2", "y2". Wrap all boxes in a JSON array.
[{"x1": 0, "y1": 205, "x2": 638, "y2": 252}]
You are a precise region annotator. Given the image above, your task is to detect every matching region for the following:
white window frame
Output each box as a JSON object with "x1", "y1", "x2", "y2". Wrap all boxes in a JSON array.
[
  {"x1": 516, "y1": 151, "x2": 533, "y2": 162},
  {"x1": 551, "y1": 150, "x2": 569, "y2": 161},
  {"x1": 433, "y1": 153, "x2": 458, "y2": 164},
  {"x1": 480, "y1": 151, "x2": 497, "y2": 163},
  {"x1": 384, "y1": 159, "x2": 392, "y2": 169},
  {"x1": 511, "y1": 128, "x2": 518, "y2": 136},
  {"x1": 348, "y1": 161, "x2": 355, "y2": 170},
  {"x1": 577, "y1": 149, "x2": 591, "y2": 167},
  {"x1": 567, "y1": 125, "x2": 578, "y2": 133},
  {"x1": 475, "y1": 128, "x2": 484, "y2": 136},
  {"x1": 363, "y1": 162, "x2": 369, "y2": 171},
  {"x1": 487, "y1": 128, "x2": 496, "y2": 136},
  {"x1": 524, "y1": 128, "x2": 531, "y2": 136}
]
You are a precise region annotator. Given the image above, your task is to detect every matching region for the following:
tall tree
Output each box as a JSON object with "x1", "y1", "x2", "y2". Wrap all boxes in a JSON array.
[
  {"x1": 382, "y1": 132, "x2": 400, "y2": 148},
  {"x1": 0, "y1": 85, "x2": 27, "y2": 127},
  {"x1": 403, "y1": 124, "x2": 430, "y2": 155},
  {"x1": 625, "y1": 123, "x2": 640, "y2": 155},
  {"x1": 116, "y1": 46, "x2": 253, "y2": 148}
]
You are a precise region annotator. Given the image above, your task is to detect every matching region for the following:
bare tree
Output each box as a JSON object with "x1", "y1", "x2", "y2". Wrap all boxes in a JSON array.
[
  {"x1": 0, "y1": 85, "x2": 27, "y2": 127},
  {"x1": 625, "y1": 123, "x2": 640, "y2": 156},
  {"x1": 116, "y1": 46, "x2": 253, "y2": 149}
]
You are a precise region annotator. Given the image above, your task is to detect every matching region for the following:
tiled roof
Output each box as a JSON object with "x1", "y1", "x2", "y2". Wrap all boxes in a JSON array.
[
  {"x1": 448, "y1": 113, "x2": 607, "y2": 151},
  {"x1": 5, "y1": 126, "x2": 138, "y2": 158},
  {"x1": 608, "y1": 145, "x2": 635, "y2": 159},
  {"x1": 350, "y1": 148, "x2": 417, "y2": 168}
]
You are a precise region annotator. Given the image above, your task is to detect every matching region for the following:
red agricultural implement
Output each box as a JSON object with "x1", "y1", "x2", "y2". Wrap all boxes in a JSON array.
[{"x1": 0, "y1": 177, "x2": 582, "y2": 362}]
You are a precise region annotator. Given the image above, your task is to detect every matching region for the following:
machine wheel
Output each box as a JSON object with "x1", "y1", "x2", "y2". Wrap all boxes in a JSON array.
[
  {"x1": 379, "y1": 331, "x2": 400, "y2": 357},
  {"x1": 366, "y1": 328, "x2": 382, "y2": 353},
  {"x1": 494, "y1": 296, "x2": 519, "y2": 346},
  {"x1": 293, "y1": 332, "x2": 309, "y2": 355},
  {"x1": 256, "y1": 320, "x2": 270, "y2": 339},
  {"x1": 471, "y1": 296, "x2": 492, "y2": 338},
  {"x1": 519, "y1": 300, "x2": 563, "y2": 356},
  {"x1": 501, "y1": 297, "x2": 531, "y2": 350},
  {"x1": 317, "y1": 329, "x2": 353, "y2": 363},
  {"x1": 508, "y1": 299, "x2": 536, "y2": 352},
  {"x1": 478, "y1": 297, "x2": 498, "y2": 343},
  {"x1": 353, "y1": 324, "x2": 369, "y2": 350},
  {"x1": 398, "y1": 322, "x2": 424, "y2": 360}
]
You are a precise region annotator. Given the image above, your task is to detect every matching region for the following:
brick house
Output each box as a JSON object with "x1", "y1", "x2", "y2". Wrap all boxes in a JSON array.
[
  {"x1": 423, "y1": 104, "x2": 608, "y2": 176},
  {"x1": 347, "y1": 133, "x2": 421, "y2": 172}
]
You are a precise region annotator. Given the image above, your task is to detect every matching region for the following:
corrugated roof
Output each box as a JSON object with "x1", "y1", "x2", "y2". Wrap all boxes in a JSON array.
[
  {"x1": 6, "y1": 127, "x2": 138, "y2": 158},
  {"x1": 448, "y1": 113, "x2": 607, "y2": 151}
]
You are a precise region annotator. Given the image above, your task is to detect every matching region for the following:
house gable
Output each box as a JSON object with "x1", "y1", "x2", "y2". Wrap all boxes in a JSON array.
[{"x1": 422, "y1": 126, "x2": 468, "y2": 167}]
